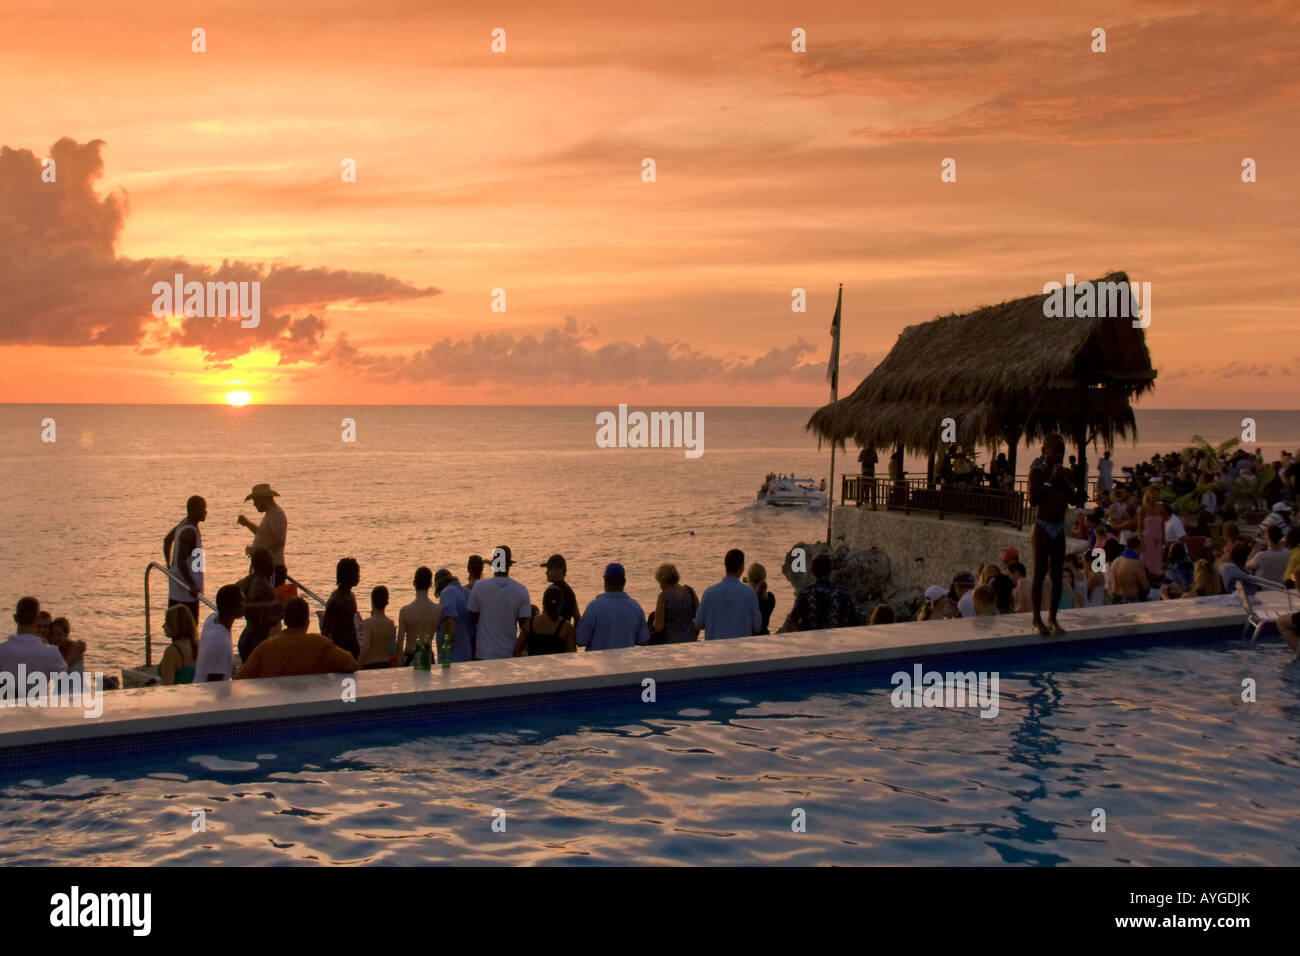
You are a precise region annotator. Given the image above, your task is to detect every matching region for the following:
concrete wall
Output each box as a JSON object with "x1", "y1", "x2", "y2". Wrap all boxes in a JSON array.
[{"x1": 833, "y1": 505, "x2": 1034, "y2": 590}]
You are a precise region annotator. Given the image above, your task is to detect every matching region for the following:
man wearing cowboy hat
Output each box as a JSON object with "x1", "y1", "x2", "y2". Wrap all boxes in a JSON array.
[{"x1": 238, "y1": 483, "x2": 288, "y2": 585}]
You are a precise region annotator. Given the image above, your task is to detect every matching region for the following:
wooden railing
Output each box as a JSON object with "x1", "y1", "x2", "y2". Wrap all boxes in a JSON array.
[{"x1": 840, "y1": 475, "x2": 1029, "y2": 529}]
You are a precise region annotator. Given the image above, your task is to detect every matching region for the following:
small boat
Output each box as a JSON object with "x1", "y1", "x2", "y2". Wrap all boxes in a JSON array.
[{"x1": 757, "y1": 474, "x2": 827, "y2": 507}]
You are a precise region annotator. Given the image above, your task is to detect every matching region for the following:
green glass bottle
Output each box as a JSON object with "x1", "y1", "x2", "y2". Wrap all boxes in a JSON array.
[
  {"x1": 441, "y1": 632, "x2": 452, "y2": 670},
  {"x1": 413, "y1": 634, "x2": 431, "y2": 671}
]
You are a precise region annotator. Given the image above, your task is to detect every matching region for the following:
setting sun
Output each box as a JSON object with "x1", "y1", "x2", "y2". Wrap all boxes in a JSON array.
[{"x1": 225, "y1": 391, "x2": 252, "y2": 407}]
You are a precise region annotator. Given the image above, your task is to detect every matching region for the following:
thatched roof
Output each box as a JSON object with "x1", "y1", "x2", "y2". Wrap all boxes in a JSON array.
[{"x1": 809, "y1": 272, "x2": 1156, "y2": 454}]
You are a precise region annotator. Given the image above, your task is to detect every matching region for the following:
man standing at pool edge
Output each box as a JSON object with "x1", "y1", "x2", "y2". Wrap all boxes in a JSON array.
[
  {"x1": 1028, "y1": 433, "x2": 1085, "y2": 636},
  {"x1": 468, "y1": 545, "x2": 531, "y2": 660}
]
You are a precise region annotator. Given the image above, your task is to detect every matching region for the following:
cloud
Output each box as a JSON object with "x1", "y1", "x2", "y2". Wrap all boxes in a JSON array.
[
  {"x1": 323, "y1": 316, "x2": 875, "y2": 388},
  {"x1": 1161, "y1": 356, "x2": 1300, "y2": 384},
  {"x1": 0, "y1": 138, "x2": 438, "y2": 362},
  {"x1": 796, "y1": 5, "x2": 1300, "y2": 144}
]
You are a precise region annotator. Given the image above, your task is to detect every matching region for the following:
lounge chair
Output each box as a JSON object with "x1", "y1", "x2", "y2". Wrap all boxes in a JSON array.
[{"x1": 1235, "y1": 577, "x2": 1296, "y2": 645}]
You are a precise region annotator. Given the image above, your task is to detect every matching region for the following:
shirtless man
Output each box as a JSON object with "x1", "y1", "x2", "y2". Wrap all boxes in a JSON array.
[
  {"x1": 1028, "y1": 433, "x2": 1085, "y2": 635},
  {"x1": 238, "y1": 483, "x2": 288, "y2": 585},
  {"x1": 1110, "y1": 536, "x2": 1151, "y2": 602},
  {"x1": 397, "y1": 566, "x2": 452, "y2": 665}
]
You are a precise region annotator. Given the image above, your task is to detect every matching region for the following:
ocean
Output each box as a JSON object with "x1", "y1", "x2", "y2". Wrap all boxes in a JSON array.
[{"x1": 0, "y1": 405, "x2": 1295, "y2": 675}]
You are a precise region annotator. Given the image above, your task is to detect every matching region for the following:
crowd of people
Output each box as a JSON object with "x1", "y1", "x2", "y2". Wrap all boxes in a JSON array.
[
  {"x1": 0, "y1": 598, "x2": 94, "y2": 686},
  {"x1": 917, "y1": 438, "x2": 1299, "y2": 645},
  {"x1": 5, "y1": 446, "x2": 1297, "y2": 692},
  {"x1": 109, "y1": 538, "x2": 866, "y2": 684}
]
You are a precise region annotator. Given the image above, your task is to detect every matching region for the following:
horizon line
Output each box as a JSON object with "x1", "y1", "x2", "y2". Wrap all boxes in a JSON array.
[{"x1": 0, "y1": 402, "x2": 1294, "y2": 412}]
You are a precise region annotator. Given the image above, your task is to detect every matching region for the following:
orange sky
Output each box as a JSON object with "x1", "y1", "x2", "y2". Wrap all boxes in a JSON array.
[{"x1": 1, "y1": 0, "x2": 1297, "y2": 406}]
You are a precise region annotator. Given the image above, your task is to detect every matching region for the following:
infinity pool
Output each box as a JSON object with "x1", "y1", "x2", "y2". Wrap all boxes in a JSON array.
[{"x1": 2, "y1": 640, "x2": 1297, "y2": 866}]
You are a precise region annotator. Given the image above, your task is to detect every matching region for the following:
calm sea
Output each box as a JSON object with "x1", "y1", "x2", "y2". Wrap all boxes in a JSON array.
[{"x1": 0, "y1": 405, "x2": 1294, "y2": 674}]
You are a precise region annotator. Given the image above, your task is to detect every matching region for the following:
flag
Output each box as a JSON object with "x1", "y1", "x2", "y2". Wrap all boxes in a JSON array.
[{"x1": 826, "y1": 284, "x2": 842, "y2": 397}]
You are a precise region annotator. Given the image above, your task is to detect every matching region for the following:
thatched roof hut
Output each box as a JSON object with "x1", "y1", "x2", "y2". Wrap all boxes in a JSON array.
[{"x1": 808, "y1": 272, "x2": 1156, "y2": 474}]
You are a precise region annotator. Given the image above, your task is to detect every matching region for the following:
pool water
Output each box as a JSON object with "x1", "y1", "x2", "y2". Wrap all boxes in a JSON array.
[{"x1": 2, "y1": 640, "x2": 1298, "y2": 866}]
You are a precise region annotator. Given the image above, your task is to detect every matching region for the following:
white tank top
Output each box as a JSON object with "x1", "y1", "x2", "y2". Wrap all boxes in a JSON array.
[{"x1": 169, "y1": 521, "x2": 204, "y2": 601}]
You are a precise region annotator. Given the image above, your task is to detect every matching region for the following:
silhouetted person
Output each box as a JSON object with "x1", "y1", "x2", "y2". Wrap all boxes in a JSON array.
[
  {"x1": 1029, "y1": 433, "x2": 1084, "y2": 635},
  {"x1": 238, "y1": 483, "x2": 288, "y2": 585},
  {"x1": 468, "y1": 546, "x2": 531, "y2": 660},
  {"x1": 238, "y1": 546, "x2": 282, "y2": 662},
  {"x1": 516, "y1": 585, "x2": 577, "y2": 656},
  {"x1": 195, "y1": 584, "x2": 244, "y2": 682},
  {"x1": 783, "y1": 553, "x2": 864, "y2": 632},
  {"x1": 163, "y1": 495, "x2": 206, "y2": 622},
  {"x1": 540, "y1": 553, "x2": 581, "y2": 627},
  {"x1": 695, "y1": 549, "x2": 762, "y2": 640},
  {"x1": 323, "y1": 557, "x2": 362, "y2": 657},
  {"x1": 0, "y1": 597, "x2": 66, "y2": 682},
  {"x1": 398, "y1": 567, "x2": 447, "y2": 665},
  {"x1": 576, "y1": 564, "x2": 650, "y2": 650},
  {"x1": 236, "y1": 598, "x2": 358, "y2": 679},
  {"x1": 858, "y1": 445, "x2": 877, "y2": 477}
]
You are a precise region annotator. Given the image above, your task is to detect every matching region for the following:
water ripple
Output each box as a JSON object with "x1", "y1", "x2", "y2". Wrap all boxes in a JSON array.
[{"x1": 2, "y1": 643, "x2": 1299, "y2": 865}]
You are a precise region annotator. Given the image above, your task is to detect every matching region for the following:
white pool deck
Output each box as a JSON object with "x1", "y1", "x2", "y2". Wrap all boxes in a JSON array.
[{"x1": 0, "y1": 595, "x2": 1282, "y2": 752}]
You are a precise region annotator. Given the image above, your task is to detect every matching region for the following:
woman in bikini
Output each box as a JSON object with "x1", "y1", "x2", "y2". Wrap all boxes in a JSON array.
[{"x1": 160, "y1": 603, "x2": 198, "y2": 685}]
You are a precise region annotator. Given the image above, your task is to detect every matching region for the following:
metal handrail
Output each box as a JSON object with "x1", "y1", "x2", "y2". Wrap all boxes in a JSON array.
[
  {"x1": 286, "y1": 575, "x2": 327, "y2": 607},
  {"x1": 145, "y1": 561, "x2": 216, "y2": 667},
  {"x1": 840, "y1": 475, "x2": 1029, "y2": 529}
]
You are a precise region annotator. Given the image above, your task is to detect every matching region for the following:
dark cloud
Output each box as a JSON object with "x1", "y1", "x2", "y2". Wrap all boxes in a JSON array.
[
  {"x1": 0, "y1": 138, "x2": 439, "y2": 362},
  {"x1": 1161, "y1": 356, "x2": 1300, "y2": 384},
  {"x1": 323, "y1": 316, "x2": 874, "y2": 387}
]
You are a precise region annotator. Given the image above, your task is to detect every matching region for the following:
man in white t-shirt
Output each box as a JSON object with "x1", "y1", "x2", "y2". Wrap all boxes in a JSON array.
[
  {"x1": 952, "y1": 571, "x2": 976, "y2": 618},
  {"x1": 195, "y1": 585, "x2": 243, "y2": 682},
  {"x1": 467, "y1": 545, "x2": 531, "y2": 660},
  {"x1": 1097, "y1": 451, "x2": 1114, "y2": 494},
  {"x1": 0, "y1": 597, "x2": 68, "y2": 683},
  {"x1": 1163, "y1": 505, "x2": 1187, "y2": 544}
]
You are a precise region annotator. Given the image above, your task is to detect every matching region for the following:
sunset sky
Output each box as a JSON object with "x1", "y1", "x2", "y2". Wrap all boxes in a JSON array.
[{"x1": 1, "y1": 0, "x2": 1297, "y2": 407}]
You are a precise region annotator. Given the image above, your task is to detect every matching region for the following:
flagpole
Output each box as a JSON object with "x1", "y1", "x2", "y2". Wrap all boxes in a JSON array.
[
  {"x1": 826, "y1": 284, "x2": 842, "y2": 547},
  {"x1": 826, "y1": 442, "x2": 837, "y2": 546}
]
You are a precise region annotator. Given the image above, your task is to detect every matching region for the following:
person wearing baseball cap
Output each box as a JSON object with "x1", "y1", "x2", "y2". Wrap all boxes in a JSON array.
[
  {"x1": 575, "y1": 563, "x2": 650, "y2": 651},
  {"x1": 1000, "y1": 547, "x2": 1019, "y2": 569},
  {"x1": 238, "y1": 482, "x2": 288, "y2": 585},
  {"x1": 432, "y1": 569, "x2": 474, "y2": 663},
  {"x1": 1259, "y1": 500, "x2": 1293, "y2": 539},
  {"x1": 952, "y1": 570, "x2": 977, "y2": 618},
  {"x1": 918, "y1": 584, "x2": 951, "y2": 621},
  {"x1": 540, "y1": 553, "x2": 581, "y2": 627},
  {"x1": 467, "y1": 546, "x2": 530, "y2": 660}
]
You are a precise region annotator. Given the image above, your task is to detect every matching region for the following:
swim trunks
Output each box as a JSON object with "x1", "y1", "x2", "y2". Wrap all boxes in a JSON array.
[{"x1": 1035, "y1": 519, "x2": 1065, "y2": 539}]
